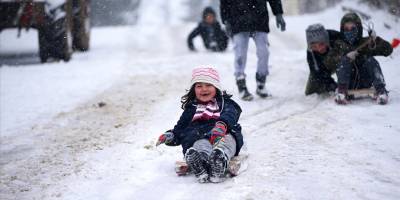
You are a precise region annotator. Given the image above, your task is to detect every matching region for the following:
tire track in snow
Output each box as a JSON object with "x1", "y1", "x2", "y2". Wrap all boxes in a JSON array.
[{"x1": 257, "y1": 100, "x2": 321, "y2": 128}]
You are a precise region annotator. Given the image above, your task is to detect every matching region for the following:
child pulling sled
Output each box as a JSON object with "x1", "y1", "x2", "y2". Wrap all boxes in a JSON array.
[{"x1": 156, "y1": 67, "x2": 244, "y2": 183}]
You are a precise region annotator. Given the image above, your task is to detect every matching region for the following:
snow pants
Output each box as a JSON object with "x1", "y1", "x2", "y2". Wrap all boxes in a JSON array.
[
  {"x1": 337, "y1": 56, "x2": 386, "y2": 90},
  {"x1": 190, "y1": 134, "x2": 236, "y2": 160},
  {"x1": 233, "y1": 32, "x2": 270, "y2": 78}
]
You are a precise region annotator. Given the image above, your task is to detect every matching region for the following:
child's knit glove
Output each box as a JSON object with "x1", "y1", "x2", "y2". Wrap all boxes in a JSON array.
[
  {"x1": 209, "y1": 121, "x2": 227, "y2": 146},
  {"x1": 156, "y1": 131, "x2": 174, "y2": 146}
]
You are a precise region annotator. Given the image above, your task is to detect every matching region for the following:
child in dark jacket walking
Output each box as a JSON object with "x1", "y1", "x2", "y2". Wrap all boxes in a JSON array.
[
  {"x1": 156, "y1": 67, "x2": 244, "y2": 183},
  {"x1": 187, "y1": 7, "x2": 229, "y2": 52}
]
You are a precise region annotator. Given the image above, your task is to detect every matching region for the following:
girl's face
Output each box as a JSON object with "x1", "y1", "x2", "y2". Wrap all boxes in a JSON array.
[{"x1": 194, "y1": 82, "x2": 217, "y2": 103}]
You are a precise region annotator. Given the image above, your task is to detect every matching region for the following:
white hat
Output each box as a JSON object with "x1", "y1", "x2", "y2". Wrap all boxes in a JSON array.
[{"x1": 190, "y1": 67, "x2": 222, "y2": 91}]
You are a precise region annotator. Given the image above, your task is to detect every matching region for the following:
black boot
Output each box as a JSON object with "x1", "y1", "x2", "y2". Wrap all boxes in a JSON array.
[
  {"x1": 255, "y1": 73, "x2": 269, "y2": 98},
  {"x1": 209, "y1": 149, "x2": 228, "y2": 183},
  {"x1": 185, "y1": 148, "x2": 209, "y2": 183},
  {"x1": 236, "y1": 76, "x2": 254, "y2": 101}
]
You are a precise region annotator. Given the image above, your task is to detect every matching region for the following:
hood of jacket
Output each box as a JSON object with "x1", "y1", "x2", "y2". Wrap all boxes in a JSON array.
[
  {"x1": 340, "y1": 12, "x2": 363, "y2": 43},
  {"x1": 202, "y1": 6, "x2": 216, "y2": 21}
]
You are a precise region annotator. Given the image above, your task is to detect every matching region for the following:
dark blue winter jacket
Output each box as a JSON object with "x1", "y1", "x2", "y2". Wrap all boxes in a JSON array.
[
  {"x1": 166, "y1": 95, "x2": 244, "y2": 156},
  {"x1": 220, "y1": 0, "x2": 284, "y2": 35}
]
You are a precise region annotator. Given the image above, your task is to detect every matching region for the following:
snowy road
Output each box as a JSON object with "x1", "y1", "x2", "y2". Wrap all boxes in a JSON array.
[{"x1": 1, "y1": 1, "x2": 400, "y2": 200}]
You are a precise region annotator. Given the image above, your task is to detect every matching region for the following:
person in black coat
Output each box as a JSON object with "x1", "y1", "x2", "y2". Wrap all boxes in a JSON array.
[
  {"x1": 305, "y1": 24, "x2": 342, "y2": 95},
  {"x1": 187, "y1": 7, "x2": 229, "y2": 52},
  {"x1": 220, "y1": 0, "x2": 286, "y2": 101}
]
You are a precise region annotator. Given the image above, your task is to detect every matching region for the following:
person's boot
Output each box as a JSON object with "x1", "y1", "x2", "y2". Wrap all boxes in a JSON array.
[
  {"x1": 209, "y1": 148, "x2": 228, "y2": 183},
  {"x1": 335, "y1": 84, "x2": 349, "y2": 105},
  {"x1": 185, "y1": 148, "x2": 209, "y2": 183},
  {"x1": 375, "y1": 85, "x2": 389, "y2": 105},
  {"x1": 255, "y1": 73, "x2": 269, "y2": 98},
  {"x1": 236, "y1": 75, "x2": 254, "y2": 101}
]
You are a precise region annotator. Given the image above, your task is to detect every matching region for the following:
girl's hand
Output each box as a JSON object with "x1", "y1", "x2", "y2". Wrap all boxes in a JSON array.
[
  {"x1": 156, "y1": 131, "x2": 174, "y2": 146},
  {"x1": 209, "y1": 121, "x2": 227, "y2": 145}
]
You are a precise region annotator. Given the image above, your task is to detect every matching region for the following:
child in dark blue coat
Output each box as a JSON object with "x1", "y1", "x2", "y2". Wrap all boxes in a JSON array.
[{"x1": 157, "y1": 67, "x2": 244, "y2": 183}]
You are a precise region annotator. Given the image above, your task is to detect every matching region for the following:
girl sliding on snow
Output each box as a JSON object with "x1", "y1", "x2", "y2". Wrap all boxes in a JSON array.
[{"x1": 156, "y1": 67, "x2": 244, "y2": 183}]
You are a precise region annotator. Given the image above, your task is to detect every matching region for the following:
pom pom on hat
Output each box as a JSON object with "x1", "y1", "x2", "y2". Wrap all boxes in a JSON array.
[{"x1": 191, "y1": 67, "x2": 222, "y2": 91}]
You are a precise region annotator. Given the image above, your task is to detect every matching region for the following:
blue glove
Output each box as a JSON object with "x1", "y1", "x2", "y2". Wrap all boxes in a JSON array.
[{"x1": 276, "y1": 14, "x2": 286, "y2": 32}]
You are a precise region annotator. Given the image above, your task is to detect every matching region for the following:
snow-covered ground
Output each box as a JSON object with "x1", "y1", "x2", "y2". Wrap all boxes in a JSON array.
[{"x1": 1, "y1": 1, "x2": 400, "y2": 200}]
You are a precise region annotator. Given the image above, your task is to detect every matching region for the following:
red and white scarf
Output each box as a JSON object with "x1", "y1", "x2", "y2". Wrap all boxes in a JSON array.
[{"x1": 192, "y1": 99, "x2": 220, "y2": 121}]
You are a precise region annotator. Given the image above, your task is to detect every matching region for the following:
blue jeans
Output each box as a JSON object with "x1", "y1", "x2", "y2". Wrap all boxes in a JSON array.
[
  {"x1": 233, "y1": 32, "x2": 270, "y2": 78},
  {"x1": 336, "y1": 57, "x2": 386, "y2": 90}
]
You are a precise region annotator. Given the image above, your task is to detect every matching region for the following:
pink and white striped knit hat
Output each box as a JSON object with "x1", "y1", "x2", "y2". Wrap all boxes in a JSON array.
[{"x1": 190, "y1": 67, "x2": 222, "y2": 91}]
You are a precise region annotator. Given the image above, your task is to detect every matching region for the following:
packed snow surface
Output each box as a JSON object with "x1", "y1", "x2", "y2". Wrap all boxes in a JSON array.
[{"x1": 1, "y1": 1, "x2": 399, "y2": 200}]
